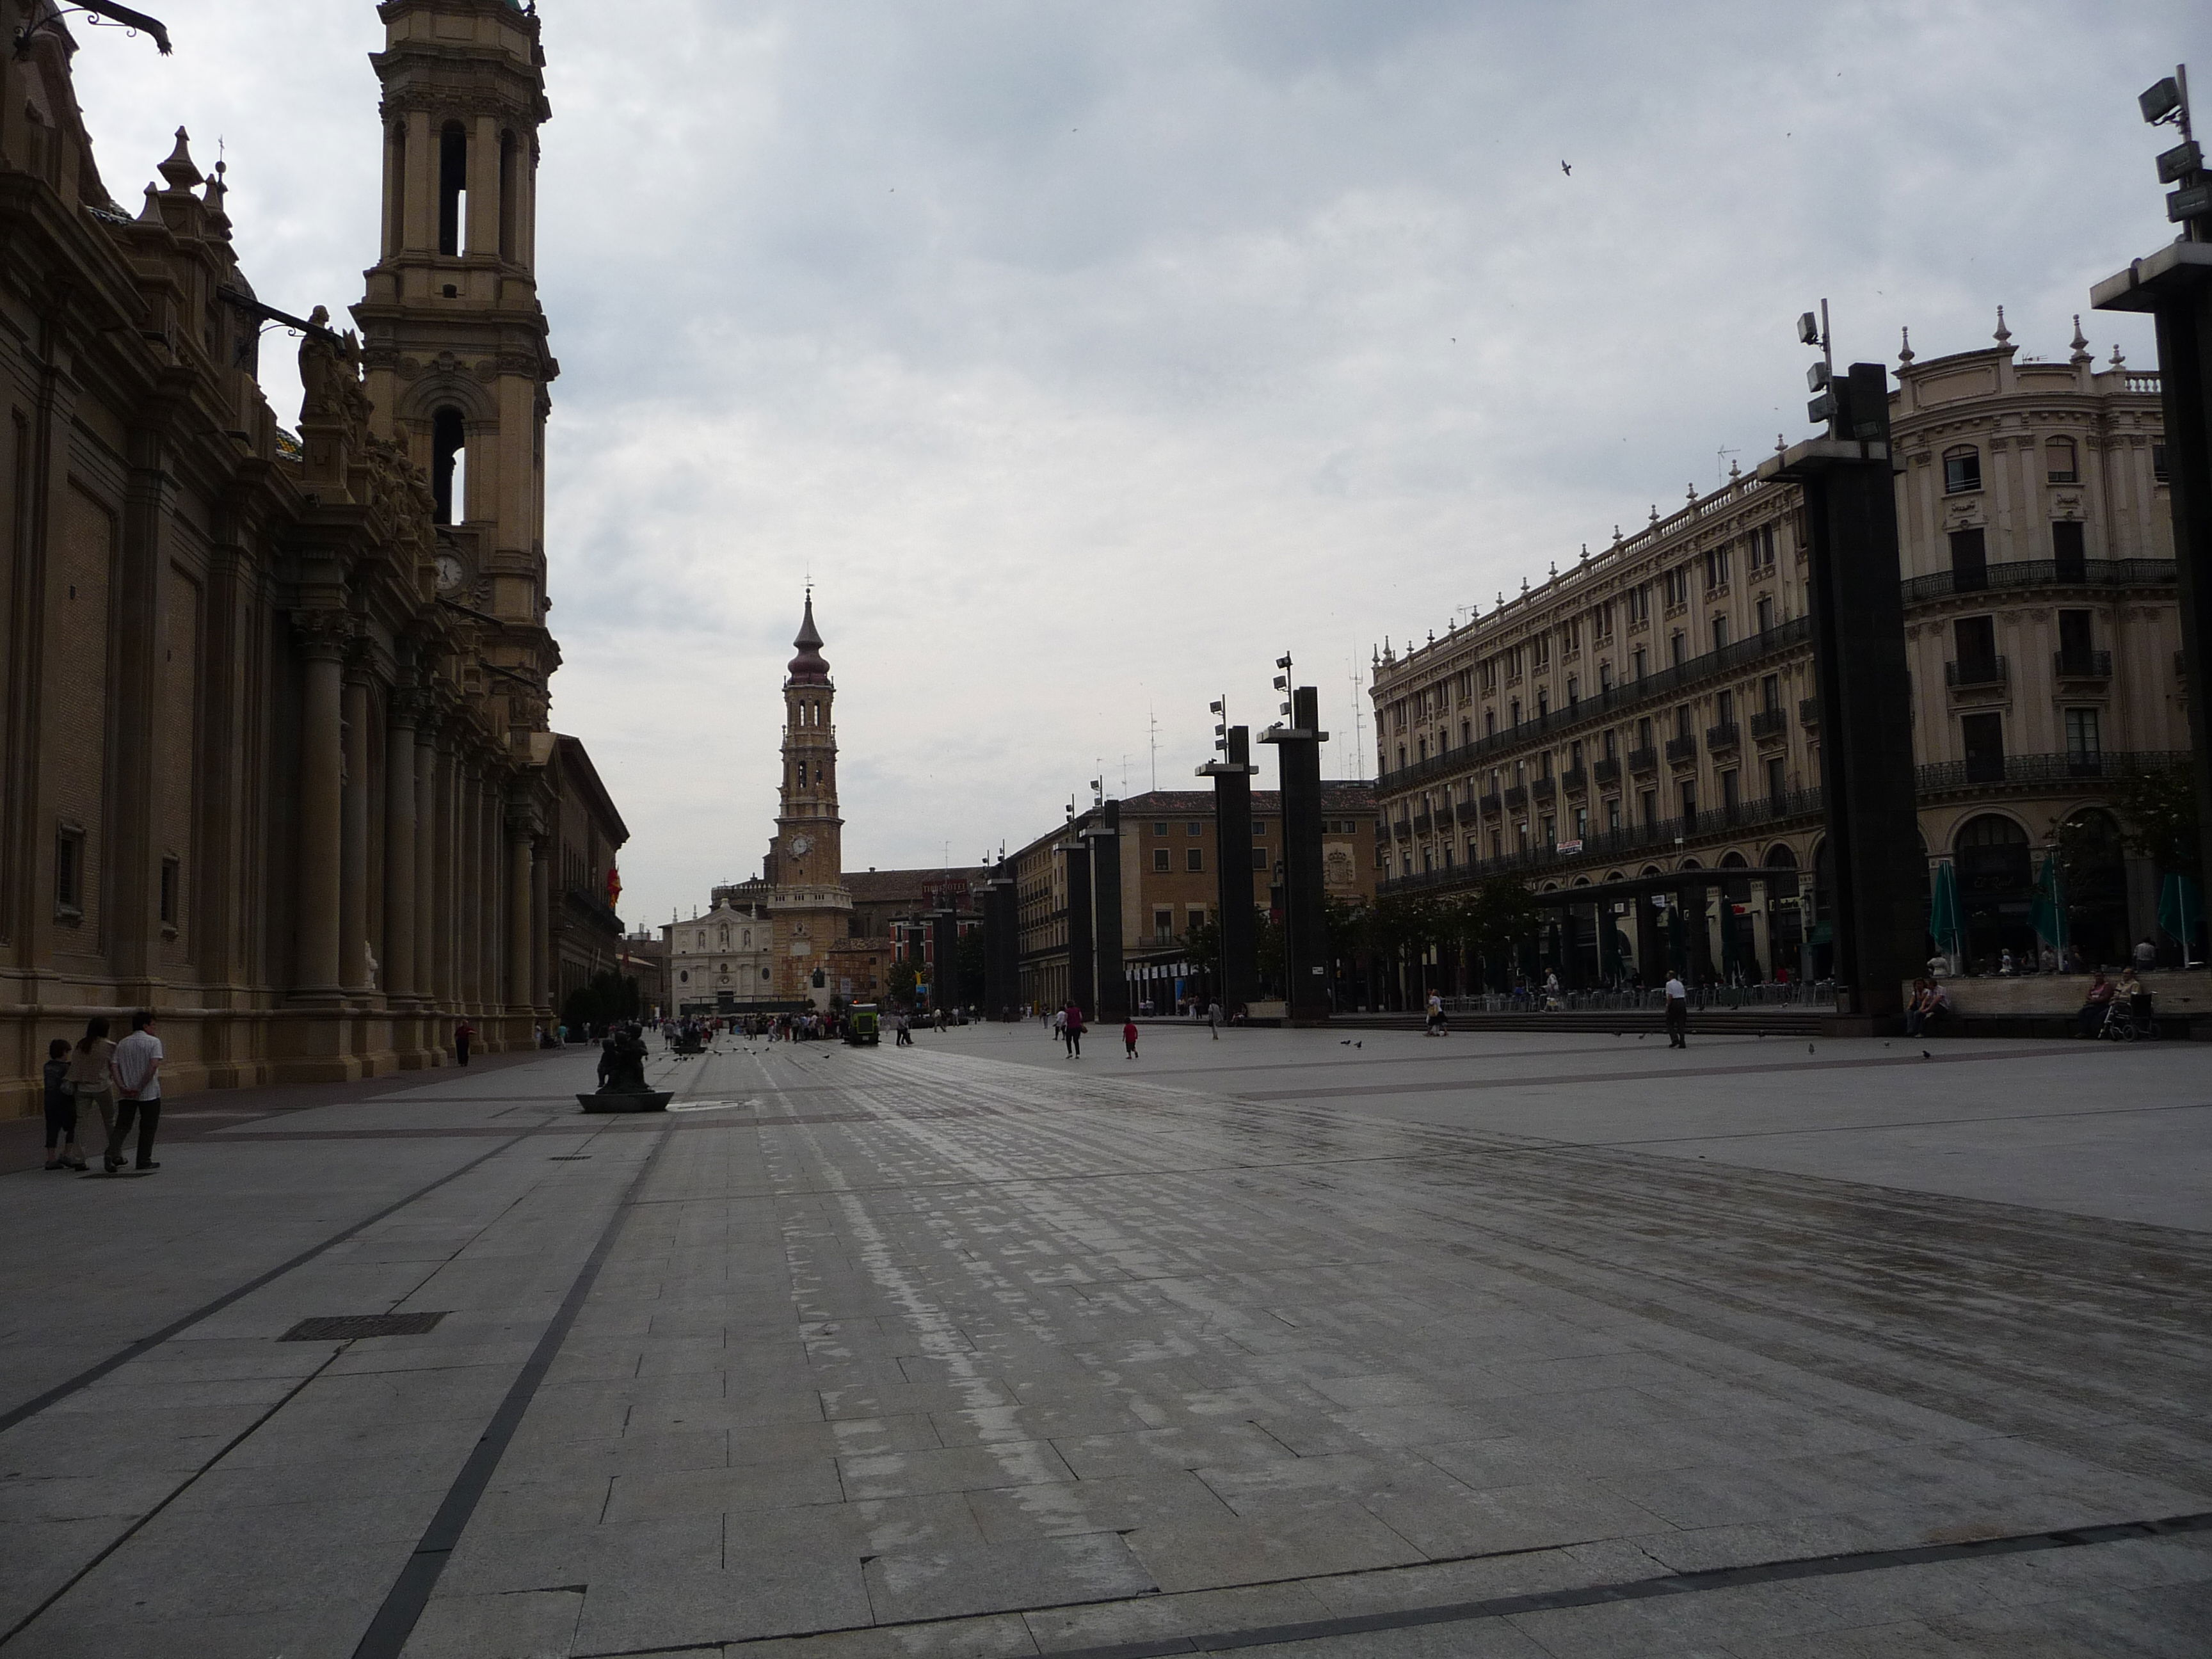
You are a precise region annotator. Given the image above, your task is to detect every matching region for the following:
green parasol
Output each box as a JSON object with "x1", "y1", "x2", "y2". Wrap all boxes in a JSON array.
[{"x1": 1928, "y1": 860, "x2": 1962, "y2": 959}]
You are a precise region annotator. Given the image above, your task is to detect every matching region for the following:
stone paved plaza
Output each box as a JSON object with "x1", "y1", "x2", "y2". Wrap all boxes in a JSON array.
[{"x1": 3, "y1": 1022, "x2": 2209, "y2": 1657}]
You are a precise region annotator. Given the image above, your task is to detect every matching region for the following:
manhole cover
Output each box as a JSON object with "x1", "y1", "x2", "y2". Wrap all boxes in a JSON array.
[{"x1": 279, "y1": 1312, "x2": 447, "y2": 1342}]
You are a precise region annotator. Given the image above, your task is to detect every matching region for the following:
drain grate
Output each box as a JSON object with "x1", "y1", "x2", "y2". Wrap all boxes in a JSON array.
[{"x1": 280, "y1": 1312, "x2": 447, "y2": 1342}]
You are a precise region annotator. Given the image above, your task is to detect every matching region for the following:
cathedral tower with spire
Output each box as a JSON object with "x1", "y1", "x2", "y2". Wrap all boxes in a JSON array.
[
  {"x1": 765, "y1": 594, "x2": 852, "y2": 1006},
  {"x1": 354, "y1": 0, "x2": 560, "y2": 718}
]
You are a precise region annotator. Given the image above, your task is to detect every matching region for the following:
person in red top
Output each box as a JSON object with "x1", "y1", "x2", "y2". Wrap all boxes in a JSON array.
[
  {"x1": 1123, "y1": 1020, "x2": 1139, "y2": 1059},
  {"x1": 454, "y1": 1017, "x2": 476, "y2": 1066},
  {"x1": 1061, "y1": 1003, "x2": 1085, "y2": 1059}
]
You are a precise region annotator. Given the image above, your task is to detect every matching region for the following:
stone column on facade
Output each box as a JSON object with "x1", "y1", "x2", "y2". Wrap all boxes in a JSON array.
[
  {"x1": 383, "y1": 691, "x2": 421, "y2": 1001},
  {"x1": 291, "y1": 612, "x2": 350, "y2": 996},
  {"x1": 507, "y1": 802, "x2": 537, "y2": 1012},
  {"x1": 534, "y1": 830, "x2": 554, "y2": 1015},
  {"x1": 482, "y1": 771, "x2": 504, "y2": 1013},
  {"x1": 433, "y1": 727, "x2": 459, "y2": 1004},
  {"x1": 339, "y1": 658, "x2": 373, "y2": 994},
  {"x1": 413, "y1": 719, "x2": 442, "y2": 1012},
  {"x1": 458, "y1": 755, "x2": 481, "y2": 1009}
]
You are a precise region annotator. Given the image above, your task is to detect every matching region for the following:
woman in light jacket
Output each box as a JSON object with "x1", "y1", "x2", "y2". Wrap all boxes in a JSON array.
[{"x1": 64, "y1": 1016, "x2": 116, "y2": 1146}]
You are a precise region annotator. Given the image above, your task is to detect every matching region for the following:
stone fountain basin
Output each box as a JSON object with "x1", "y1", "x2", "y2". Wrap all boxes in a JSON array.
[{"x1": 577, "y1": 1091, "x2": 673, "y2": 1114}]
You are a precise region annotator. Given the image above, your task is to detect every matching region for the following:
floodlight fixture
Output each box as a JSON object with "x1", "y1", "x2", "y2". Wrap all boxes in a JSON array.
[
  {"x1": 1279, "y1": 701, "x2": 1292, "y2": 717},
  {"x1": 2141, "y1": 76, "x2": 2183, "y2": 125},
  {"x1": 1275, "y1": 655, "x2": 1292, "y2": 670},
  {"x1": 1806, "y1": 361, "x2": 1831, "y2": 393},
  {"x1": 1795, "y1": 311, "x2": 1820, "y2": 346},
  {"x1": 1272, "y1": 675, "x2": 1288, "y2": 690},
  {"x1": 2158, "y1": 139, "x2": 2202, "y2": 182},
  {"x1": 1208, "y1": 699, "x2": 1223, "y2": 714}
]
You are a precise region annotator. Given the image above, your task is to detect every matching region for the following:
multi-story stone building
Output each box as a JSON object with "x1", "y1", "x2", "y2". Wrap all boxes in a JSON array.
[
  {"x1": 1368, "y1": 319, "x2": 2183, "y2": 984},
  {"x1": 1013, "y1": 785, "x2": 1381, "y2": 1012},
  {"x1": 0, "y1": 0, "x2": 626, "y2": 1108}
]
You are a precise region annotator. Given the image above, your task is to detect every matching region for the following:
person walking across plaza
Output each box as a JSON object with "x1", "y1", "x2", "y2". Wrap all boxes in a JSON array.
[
  {"x1": 454, "y1": 1016, "x2": 475, "y2": 1066},
  {"x1": 1663, "y1": 972, "x2": 1689, "y2": 1049},
  {"x1": 1206, "y1": 998, "x2": 1222, "y2": 1040},
  {"x1": 1425, "y1": 989, "x2": 1445, "y2": 1036},
  {"x1": 64, "y1": 1015, "x2": 116, "y2": 1154},
  {"x1": 895, "y1": 1008, "x2": 912, "y2": 1046},
  {"x1": 43, "y1": 1038, "x2": 85, "y2": 1169},
  {"x1": 104, "y1": 1009, "x2": 164, "y2": 1173},
  {"x1": 1123, "y1": 1018, "x2": 1139, "y2": 1059},
  {"x1": 1062, "y1": 1002, "x2": 1085, "y2": 1058}
]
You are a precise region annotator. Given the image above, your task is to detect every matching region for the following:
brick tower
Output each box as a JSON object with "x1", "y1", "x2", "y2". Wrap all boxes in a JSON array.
[{"x1": 765, "y1": 594, "x2": 851, "y2": 1006}]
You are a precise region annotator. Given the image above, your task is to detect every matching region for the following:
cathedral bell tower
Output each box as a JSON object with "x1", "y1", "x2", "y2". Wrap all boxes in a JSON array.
[
  {"x1": 766, "y1": 594, "x2": 851, "y2": 1006},
  {"x1": 354, "y1": 0, "x2": 559, "y2": 723}
]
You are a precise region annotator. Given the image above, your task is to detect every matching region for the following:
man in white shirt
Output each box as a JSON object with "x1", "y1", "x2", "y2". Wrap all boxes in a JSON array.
[
  {"x1": 106, "y1": 1009, "x2": 164, "y2": 1173},
  {"x1": 1663, "y1": 974, "x2": 1689, "y2": 1049}
]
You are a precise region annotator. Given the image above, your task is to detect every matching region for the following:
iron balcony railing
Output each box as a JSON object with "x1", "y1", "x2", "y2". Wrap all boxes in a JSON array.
[
  {"x1": 1375, "y1": 614, "x2": 1811, "y2": 793},
  {"x1": 1914, "y1": 749, "x2": 2190, "y2": 794},
  {"x1": 1378, "y1": 789, "x2": 1827, "y2": 892},
  {"x1": 1530, "y1": 776, "x2": 1557, "y2": 804},
  {"x1": 1799, "y1": 696, "x2": 1820, "y2": 726},
  {"x1": 1900, "y1": 557, "x2": 2176, "y2": 605},
  {"x1": 1503, "y1": 784, "x2": 1529, "y2": 810},
  {"x1": 1560, "y1": 765, "x2": 1589, "y2": 794},
  {"x1": 1944, "y1": 656, "x2": 2008, "y2": 689},
  {"x1": 1592, "y1": 757, "x2": 1622, "y2": 787},
  {"x1": 1748, "y1": 709, "x2": 1788, "y2": 741},
  {"x1": 1412, "y1": 811, "x2": 1432, "y2": 836},
  {"x1": 1391, "y1": 817, "x2": 1412, "y2": 840},
  {"x1": 1706, "y1": 722, "x2": 1741, "y2": 752},
  {"x1": 1627, "y1": 745, "x2": 1658, "y2": 774},
  {"x1": 2053, "y1": 649, "x2": 2112, "y2": 680},
  {"x1": 1479, "y1": 791, "x2": 1503, "y2": 817},
  {"x1": 1665, "y1": 735, "x2": 1699, "y2": 765},
  {"x1": 1379, "y1": 751, "x2": 2193, "y2": 895}
]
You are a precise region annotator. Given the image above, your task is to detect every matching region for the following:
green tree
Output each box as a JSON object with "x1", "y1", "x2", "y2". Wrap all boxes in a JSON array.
[
  {"x1": 955, "y1": 927, "x2": 987, "y2": 1004},
  {"x1": 2106, "y1": 765, "x2": 2201, "y2": 875},
  {"x1": 886, "y1": 957, "x2": 926, "y2": 1010},
  {"x1": 560, "y1": 968, "x2": 639, "y2": 1034}
]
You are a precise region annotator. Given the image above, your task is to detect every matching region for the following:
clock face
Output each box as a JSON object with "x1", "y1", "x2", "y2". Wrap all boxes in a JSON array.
[
  {"x1": 789, "y1": 835, "x2": 813, "y2": 857},
  {"x1": 435, "y1": 554, "x2": 465, "y2": 593}
]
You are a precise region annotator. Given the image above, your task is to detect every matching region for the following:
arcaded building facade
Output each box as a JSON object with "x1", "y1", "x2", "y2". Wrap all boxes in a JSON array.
[
  {"x1": 1370, "y1": 320, "x2": 2183, "y2": 982},
  {"x1": 0, "y1": 0, "x2": 625, "y2": 1109}
]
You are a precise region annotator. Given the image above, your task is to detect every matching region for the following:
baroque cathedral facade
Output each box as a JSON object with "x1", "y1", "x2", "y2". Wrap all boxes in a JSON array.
[{"x1": 0, "y1": 0, "x2": 630, "y2": 1110}]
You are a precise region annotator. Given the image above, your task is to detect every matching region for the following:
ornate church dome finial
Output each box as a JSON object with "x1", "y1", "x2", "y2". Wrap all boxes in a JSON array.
[
  {"x1": 787, "y1": 592, "x2": 830, "y2": 684},
  {"x1": 2069, "y1": 314, "x2": 2092, "y2": 367},
  {"x1": 1992, "y1": 305, "x2": 2011, "y2": 348}
]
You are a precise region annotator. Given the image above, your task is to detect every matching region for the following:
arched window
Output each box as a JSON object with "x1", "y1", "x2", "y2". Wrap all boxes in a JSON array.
[
  {"x1": 437, "y1": 121, "x2": 467, "y2": 256},
  {"x1": 388, "y1": 122, "x2": 407, "y2": 255},
  {"x1": 1943, "y1": 445, "x2": 1981, "y2": 494},
  {"x1": 431, "y1": 407, "x2": 466, "y2": 524},
  {"x1": 1955, "y1": 813, "x2": 2028, "y2": 851},
  {"x1": 498, "y1": 129, "x2": 520, "y2": 261},
  {"x1": 2045, "y1": 436, "x2": 2078, "y2": 485}
]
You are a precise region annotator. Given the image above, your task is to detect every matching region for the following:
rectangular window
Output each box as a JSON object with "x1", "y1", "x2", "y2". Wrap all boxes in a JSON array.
[
  {"x1": 2065, "y1": 708, "x2": 2102, "y2": 773},
  {"x1": 1944, "y1": 447, "x2": 1982, "y2": 493},
  {"x1": 1153, "y1": 821, "x2": 1167, "y2": 835},
  {"x1": 1251, "y1": 847, "x2": 1267, "y2": 870},
  {"x1": 1678, "y1": 780, "x2": 1697, "y2": 823},
  {"x1": 54, "y1": 822, "x2": 84, "y2": 921},
  {"x1": 1669, "y1": 631, "x2": 1686, "y2": 668},
  {"x1": 159, "y1": 854, "x2": 180, "y2": 932},
  {"x1": 1717, "y1": 689, "x2": 1735, "y2": 725},
  {"x1": 1606, "y1": 799, "x2": 1621, "y2": 831},
  {"x1": 1756, "y1": 595, "x2": 1775, "y2": 634},
  {"x1": 1541, "y1": 815, "x2": 1555, "y2": 847},
  {"x1": 2052, "y1": 519, "x2": 2087, "y2": 582},
  {"x1": 1705, "y1": 547, "x2": 1730, "y2": 591},
  {"x1": 1720, "y1": 769, "x2": 1740, "y2": 812},
  {"x1": 2058, "y1": 608, "x2": 2094, "y2": 668},
  {"x1": 1484, "y1": 710, "x2": 1496, "y2": 737},
  {"x1": 1186, "y1": 847, "x2": 1203, "y2": 872},
  {"x1": 1949, "y1": 527, "x2": 1988, "y2": 591},
  {"x1": 1711, "y1": 614, "x2": 1730, "y2": 652},
  {"x1": 1598, "y1": 661, "x2": 1613, "y2": 692},
  {"x1": 1153, "y1": 908, "x2": 1174, "y2": 944},
  {"x1": 1253, "y1": 820, "x2": 1267, "y2": 836},
  {"x1": 1761, "y1": 673, "x2": 1780, "y2": 713},
  {"x1": 1961, "y1": 712, "x2": 2006, "y2": 784},
  {"x1": 1152, "y1": 849, "x2": 1171, "y2": 872},
  {"x1": 1766, "y1": 756, "x2": 1786, "y2": 803},
  {"x1": 1639, "y1": 789, "x2": 1657, "y2": 827},
  {"x1": 1631, "y1": 646, "x2": 1647, "y2": 679},
  {"x1": 1953, "y1": 615, "x2": 1998, "y2": 677}
]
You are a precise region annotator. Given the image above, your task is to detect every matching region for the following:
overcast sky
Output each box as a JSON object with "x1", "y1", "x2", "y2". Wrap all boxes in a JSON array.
[{"x1": 69, "y1": 1, "x2": 2209, "y2": 928}]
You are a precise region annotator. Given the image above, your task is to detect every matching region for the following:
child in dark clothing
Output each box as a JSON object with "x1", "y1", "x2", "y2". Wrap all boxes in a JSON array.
[{"x1": 43, "y1": 1038, "x2": 84, "y2": 1170}]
